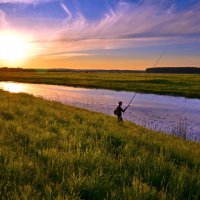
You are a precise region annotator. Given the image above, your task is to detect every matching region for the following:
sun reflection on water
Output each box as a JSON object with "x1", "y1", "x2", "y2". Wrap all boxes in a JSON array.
[{"x1": 2, "y1": 82, "x2": 24, "y2": 93}]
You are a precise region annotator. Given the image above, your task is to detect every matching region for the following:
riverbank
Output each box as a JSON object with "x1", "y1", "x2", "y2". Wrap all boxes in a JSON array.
[
  {"x1": 0, "y1": 90, "x2": 199, "y2": 199},
  {"x1": 1, "y1": 81, "x2": 199, "y2": 141},
  {"x1": 0, "y1": 71, "x2": 199, "y2": 98}
]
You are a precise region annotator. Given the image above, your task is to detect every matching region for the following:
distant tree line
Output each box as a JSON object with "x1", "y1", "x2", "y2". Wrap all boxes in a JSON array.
[
  {"x1": 0, "y1": 67, "x2": 144, "y2": 73},
  {"x1": 0, "y1": 67, "x2": 24, "y2": 72},
  {"x1": 146, "y1": 67, "x2": 200, "y2": 74},
  {"x1": 0, "y1": 67, "x2": 54, "y2": 72}
]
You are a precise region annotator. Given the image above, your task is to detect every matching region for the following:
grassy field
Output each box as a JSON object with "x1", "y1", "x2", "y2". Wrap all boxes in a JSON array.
[
  {"x1": 0, "y1": 71, "x2": 200, "y2": 98},
  {"x1": 0, "y1": 90, "x2": 200, "y2": 199}
]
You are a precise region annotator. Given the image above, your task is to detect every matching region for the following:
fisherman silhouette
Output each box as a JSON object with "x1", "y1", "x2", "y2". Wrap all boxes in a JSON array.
[{"x1": 114, "y1": 101, "x2": 129, "y2": 122}]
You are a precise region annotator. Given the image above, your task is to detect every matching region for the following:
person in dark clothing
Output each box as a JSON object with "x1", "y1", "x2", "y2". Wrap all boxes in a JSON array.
[{"x1": 115, "y1": 101, "x2": 129, "y2": 122}]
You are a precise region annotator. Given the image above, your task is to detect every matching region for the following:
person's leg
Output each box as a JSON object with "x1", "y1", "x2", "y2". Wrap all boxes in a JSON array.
[{"x1": 118, "y1": 116, "x2": 123, "y2": 122}]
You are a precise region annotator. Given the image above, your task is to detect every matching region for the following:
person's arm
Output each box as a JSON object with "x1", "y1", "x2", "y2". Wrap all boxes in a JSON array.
[{"x1": 123, "y1": 105, "x2": 130, "y2": 112}]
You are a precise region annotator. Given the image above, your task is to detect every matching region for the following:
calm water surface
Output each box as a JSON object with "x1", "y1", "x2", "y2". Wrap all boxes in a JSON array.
[{"x1": 0, "y1": 81, "x2": 200, "y2": 141}]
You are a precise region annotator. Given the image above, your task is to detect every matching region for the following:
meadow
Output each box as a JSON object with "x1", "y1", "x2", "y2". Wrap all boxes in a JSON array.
[
  {"x1": 0, "y1": 90, "x2": 200, "y2": 199},
  {"x1": 0, "y1": 71, "x2": 200, "y2": 98}
]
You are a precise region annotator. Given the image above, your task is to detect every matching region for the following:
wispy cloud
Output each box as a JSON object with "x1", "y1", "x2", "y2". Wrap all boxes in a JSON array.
[
  {"x1": 41, "y1": 1, "x2": 200, "y2": 56},
  {"x1": 4, "y1": 0, "x2": 199, "y2": 59},
  {"x1": 41, "y1": 52, "x2": 90, "y2": 60},
  {"x1": 0, "y1": 0, "x2": 57, "y2": 4},
  {"x1": 60, "y1": 2, "x2": 72, "y2": 21},
  {"x1": 0, "y1": 9, "x2": 6, "y2": 28}
]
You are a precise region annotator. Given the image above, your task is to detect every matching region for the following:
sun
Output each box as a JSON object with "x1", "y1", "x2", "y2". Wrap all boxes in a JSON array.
[{"x1": 0, "y1": 31, "x2": 32, "y2": 66}]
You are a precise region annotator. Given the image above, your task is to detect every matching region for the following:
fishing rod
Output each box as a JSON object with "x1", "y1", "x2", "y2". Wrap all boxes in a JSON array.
[
  {"x1": 127, "y1": 92, "x2": 137, "y2": 107},
  {"x1": 124, "y1": 92, "x2": 137, "y2": 112},
  {"x1": 124, "y1": 6, "x2": 185, "y2": 113},
  {"x1": 124, "y1": 46, "x2": 167, "y2": 111},
  {"x1": 122, "y1": 47, "x2": 167, "y2": 113}
]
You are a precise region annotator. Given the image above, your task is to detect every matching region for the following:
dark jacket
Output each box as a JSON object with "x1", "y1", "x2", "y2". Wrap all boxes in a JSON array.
[{"x1": 116, "y1": 105, "x2": 126, "y2": 117}]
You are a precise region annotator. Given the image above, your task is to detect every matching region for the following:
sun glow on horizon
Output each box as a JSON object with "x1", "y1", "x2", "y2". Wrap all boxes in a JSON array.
[{"x1": 0, "y1": 31, "x2": 33, "y2": 66}]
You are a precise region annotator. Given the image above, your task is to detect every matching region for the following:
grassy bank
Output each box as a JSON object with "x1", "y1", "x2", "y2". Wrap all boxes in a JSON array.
[
  {"x1": 0, "y1": 90, "x2": 200, "y2": 199},
  {"x1": 0, "y1": 71, "x2": 200, "y2": 98}
]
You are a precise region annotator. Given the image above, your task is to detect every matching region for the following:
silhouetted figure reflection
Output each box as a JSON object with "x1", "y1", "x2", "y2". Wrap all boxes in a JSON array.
[{"x1": 114, "y1": 101, "x2": 129, "y2": 122}]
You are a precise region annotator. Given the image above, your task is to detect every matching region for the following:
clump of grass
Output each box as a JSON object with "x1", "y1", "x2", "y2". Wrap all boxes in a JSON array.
[
  {"x1": 173, "y1": 117, "x2": 188, "y2": 140},
  {"x1": 0, "y1": 90, "x2": 200, "y2": 199},
  {"x1": 133, "y1": 113, "x2": 196, "y2": 142}
]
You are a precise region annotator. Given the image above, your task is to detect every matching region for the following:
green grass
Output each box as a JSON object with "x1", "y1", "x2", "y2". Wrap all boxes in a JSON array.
[
  {"x1": 0, "y1": 71, "x2": 200, "y2": 98},
  {"x1": 0, "y1": 90, "x2": 200, "y2": 199}
]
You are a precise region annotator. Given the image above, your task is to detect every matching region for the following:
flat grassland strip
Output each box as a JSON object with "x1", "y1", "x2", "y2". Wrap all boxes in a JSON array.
[
  {"x1": 0, "y1": 90, "x2": 200, "y2": 199},
  {"x1": 0, "y1": 72, "x2": 199, "y2": 98}
]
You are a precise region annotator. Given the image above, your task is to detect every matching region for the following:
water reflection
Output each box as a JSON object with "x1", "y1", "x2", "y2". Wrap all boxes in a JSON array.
[
  {"x1": 0, "y1": 81, "x2": 199, "y2": 142},
  {"x1": 1, "y1": 82, "x2": 25, "y2": 93}
]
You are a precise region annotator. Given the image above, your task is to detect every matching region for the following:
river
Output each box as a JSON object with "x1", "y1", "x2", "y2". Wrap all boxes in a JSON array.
[{"x1": 0, "y1": 81, "x2": 199, "y2": 142}]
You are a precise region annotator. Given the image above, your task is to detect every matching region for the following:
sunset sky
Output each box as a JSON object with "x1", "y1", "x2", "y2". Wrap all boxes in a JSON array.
[{"x1": 0, "y1": 0, "x2": 200, "y2": 70}]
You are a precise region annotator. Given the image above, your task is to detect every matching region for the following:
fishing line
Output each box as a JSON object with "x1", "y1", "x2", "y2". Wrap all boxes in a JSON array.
[
  {"x1": 152, "y1": 47, "x2": 168, "y2": 68},
  {"x1": 124, "y1": 0, "x2": 189, "y2": 112},
  {"x1": 125, "y1": 42, "x2": 168, "y2": 109}
]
